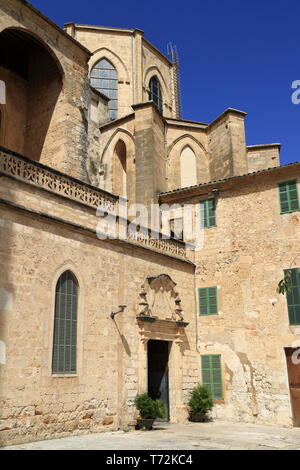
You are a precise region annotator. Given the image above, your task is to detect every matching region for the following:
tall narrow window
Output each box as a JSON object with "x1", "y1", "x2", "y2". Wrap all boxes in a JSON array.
[
  {"x1": 180, "y1": 146, "x2": 197, "y2": 188},
  {"x1": 149, "y1": 76, "x2": 163, "y2": 114},
  {"x1": 90, "y1": 58, "x2": 118, "y2": 120},
  {"x1": 279, "y1": 180, "x2": 299, "y2": 214},
  {"x1": 52, "y1": 271, "x2": 78, "y2": 374},
  {"x1": 285, "y1": 268, "x2": 300, "y2": 325},
  {"x1": 200, "y1": 198, "x2": 216, "y2": 228},
  {"x1": 201, "y1": 355, "x2": 223, "y2": 400}
]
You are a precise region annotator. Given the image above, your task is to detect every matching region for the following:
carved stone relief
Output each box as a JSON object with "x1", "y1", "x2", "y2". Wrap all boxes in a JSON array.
[{"x1": 138, "y1": 274, "x2": 185, "y2": 322}]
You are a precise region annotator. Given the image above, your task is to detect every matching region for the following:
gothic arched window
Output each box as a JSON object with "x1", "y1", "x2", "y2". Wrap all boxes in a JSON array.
[
  {"x1": 90, "y1": 58, "x2": 118, "y2": 120},
  {"x1": 52, "y1": 271, "x2": 78, "y2": 374},
  {"x1": 149, "y1": 76, "x2": 163, "y2": 114}
]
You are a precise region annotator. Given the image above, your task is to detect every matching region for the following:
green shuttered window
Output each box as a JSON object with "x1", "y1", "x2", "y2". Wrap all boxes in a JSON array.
[
  {"x1": 279, "y1": 180, "x2": 299, "y2": 214},
  {"x1": 285, "y1": 268, "x2": 300, "y2": 325},
  {"x1": 52, "y1": 271, "x2": 78, "y2": 374},
  {"x1": 200, "y1": 198, "x2": 216, "y2": 228},
  {"x1": 201, "y1": 355, "x2": 223, "y2": 400},
  {"x1": 198, "y1": 287, "x2": 218, "y2": 315}
]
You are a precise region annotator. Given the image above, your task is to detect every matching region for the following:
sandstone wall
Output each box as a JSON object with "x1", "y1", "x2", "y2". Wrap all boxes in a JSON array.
[
  {"x1": 208, "y1": 109, "x2": 248, "y2": 181},
  {"x1": 191, "y1": 168, "x2": 300, "y2": 426},
  {"x1": 0, "y1": 66, "x2": 27, "y2": 153},
  {"x1": 0, "y1": 0, "x2": 91, "y2": 180},
  {"x1": 0, "y1": 172, "x2": 198, "y2": 446},
  {"x1": 247, "y1": 145, "x2": 280, "y2": 173}
]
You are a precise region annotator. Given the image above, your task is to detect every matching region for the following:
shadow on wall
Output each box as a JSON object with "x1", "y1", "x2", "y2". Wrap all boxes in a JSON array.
[{"x1": 0, "y1": 28, "x2": 63, "y2": 161}]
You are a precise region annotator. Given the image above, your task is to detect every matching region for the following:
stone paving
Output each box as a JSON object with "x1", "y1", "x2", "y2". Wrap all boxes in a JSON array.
[{"x1": 2, "y1": 421, "x2": 300, "y2": 450}]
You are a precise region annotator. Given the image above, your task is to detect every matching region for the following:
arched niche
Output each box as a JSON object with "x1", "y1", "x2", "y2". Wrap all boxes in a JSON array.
[
  {"x1": 100, "y1": 128, "x2": 136, "y2": 203},
  {"x1": 167, "y1": 135, "x2": 210, "y2": 190},
  {"x1": 113, "y1": 139, "x2": 127, "y2": 197},
  {"x1": 180, "y1": 146, "x2": 197, "y2": 188},
  {"x1": 0, "y1": 27, "x2": 63, "y2": 161}
]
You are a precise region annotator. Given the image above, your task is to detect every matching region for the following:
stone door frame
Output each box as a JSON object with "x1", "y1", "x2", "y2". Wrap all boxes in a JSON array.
[{"x1": 137, "y1": 318, "x2": 187, "y2": 423}]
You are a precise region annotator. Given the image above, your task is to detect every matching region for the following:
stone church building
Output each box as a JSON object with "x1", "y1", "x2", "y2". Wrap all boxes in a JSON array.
[{"x1": 0, "y1": 0, "x2": 299, "y2": 446}]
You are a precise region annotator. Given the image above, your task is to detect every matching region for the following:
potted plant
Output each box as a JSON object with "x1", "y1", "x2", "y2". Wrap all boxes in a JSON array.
[
  {"x1": 134, "y1": 392, "x2": 165, "y2": 430},
  {"x1": 188, "y1": 385, "x2": 213, "y2": 422}
]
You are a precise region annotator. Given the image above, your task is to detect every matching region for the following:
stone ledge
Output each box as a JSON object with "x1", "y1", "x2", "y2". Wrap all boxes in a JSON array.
[
  {"x1": 0, "y1": 146, "x2": 118, "y2": 212},
  {"x1": 136, "y1": 316, "x2": 189, "y2": 327}
]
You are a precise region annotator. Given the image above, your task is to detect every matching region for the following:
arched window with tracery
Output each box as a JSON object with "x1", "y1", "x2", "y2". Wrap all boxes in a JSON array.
[
  {"x1": 90, "y1": 58, "x2": 118, "y2": 120},
  {"x1": 148, "y1": 76, "x2": 163, "y2": 114},
  {"x1": 52, "y1": 271, "x2": 78, "y2": 374}
]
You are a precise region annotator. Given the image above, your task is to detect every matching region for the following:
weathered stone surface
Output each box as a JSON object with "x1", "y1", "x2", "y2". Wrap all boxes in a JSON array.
[{"x1": 0, "y1": 0, "x2": 298, "y2": 450}]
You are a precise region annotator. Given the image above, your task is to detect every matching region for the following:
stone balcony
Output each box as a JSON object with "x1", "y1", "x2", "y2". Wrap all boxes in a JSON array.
[{"x1": 0, "y1": 146, "x2": 188, "y2": 261}]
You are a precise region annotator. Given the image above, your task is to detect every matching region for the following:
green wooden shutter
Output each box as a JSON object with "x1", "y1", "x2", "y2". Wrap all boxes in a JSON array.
[
  {"x1": 200, "y1": 199, "x2": 216, "y2": 228},
  {"x1": 279, "y1": 181, "x2": 300, "y2": 214},
  {"x1": 201, "y1": 355, "x2": 223, "y2": 400},
  {"x1": 52, "y1": 271, "x2": 78, "y2": 374},
  {"x1": 285, "y1": 268, "x2": 300, "y2": 325},
  {"x1": 201, "y1": 355, "x2": 212, "y2": 392},
  {"x1": 198, "y1": 287, "x2": 218, "y2": 315}
]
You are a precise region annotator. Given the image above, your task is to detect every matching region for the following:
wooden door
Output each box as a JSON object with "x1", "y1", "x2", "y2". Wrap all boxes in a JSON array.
[
  {"x1": 285, "y1": 347, "x2": 300, "y2": 427},
  {"x1": 148, "y1": 340, "x2": 170, "y2": 421}
]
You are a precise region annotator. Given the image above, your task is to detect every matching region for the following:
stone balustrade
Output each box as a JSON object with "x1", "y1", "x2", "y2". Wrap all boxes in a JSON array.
[{"x1": 0, "y1": 147, "x2": 187, "y2": 260}]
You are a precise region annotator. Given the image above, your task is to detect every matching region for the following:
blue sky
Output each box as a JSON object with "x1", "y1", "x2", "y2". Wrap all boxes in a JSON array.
[{"x1": 30, "y1": 0, "x2": 300, "y2": 165}]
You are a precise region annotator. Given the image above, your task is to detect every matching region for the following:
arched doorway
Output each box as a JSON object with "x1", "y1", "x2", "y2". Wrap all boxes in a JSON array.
[{"x1": 0, "y1": 28, "x2": 63, "y2": 161}]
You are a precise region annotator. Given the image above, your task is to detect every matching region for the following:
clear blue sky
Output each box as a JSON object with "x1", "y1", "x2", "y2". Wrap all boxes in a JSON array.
[{"x1": 30, "y1": 0, "x2": 300, "y2": 165}]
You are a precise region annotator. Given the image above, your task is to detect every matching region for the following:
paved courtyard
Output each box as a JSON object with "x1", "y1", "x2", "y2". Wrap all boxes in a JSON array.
[{"x1": 2, "y1": 421, "x2": 300, "y2": 450}]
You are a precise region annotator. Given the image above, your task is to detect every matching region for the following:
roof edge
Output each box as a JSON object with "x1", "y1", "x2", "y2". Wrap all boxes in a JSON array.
[
  {"x1": 64, "y1": 23, "x2": 173, "y2": 66},
  {"x1": 208, "y1": 107, "x2": 248, "y2": 129},
  {"x1": 142, "y1": 37, "x2": 173, "y2": 65},
  {"x1": 18, "y1": 1, "x2": 92, "y2": 55},
  {"x1": 159, "y1": 161, "x2": 300, "y2": 199},
  {"x1": 166, "y1": 117, "x2": 208, "y2": 128},
  {"x1": 65, "y1": 23, "x2": 144, "y2": 35},
  {"x1": 247, "y1": 143, "x2": 282, "y2": 151},
  {"x1": 99, "y1": 112, "x2": 135, "y2": 131}
]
